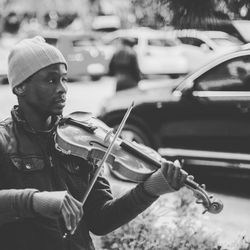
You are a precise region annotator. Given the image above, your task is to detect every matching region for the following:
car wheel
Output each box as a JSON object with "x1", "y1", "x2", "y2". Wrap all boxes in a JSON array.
[
  {"x1": 0, "y1": 77, "x2": 8, "y2": 85},
  {"x1": 90, "y1": 75, "x2": 101, "y2": 81},
  {"x1": 169, "y1": 74, "x2": 180, "y2": 79},
  {"x1": 113, "y1": 123, "x2": 153, "y2": 147}
]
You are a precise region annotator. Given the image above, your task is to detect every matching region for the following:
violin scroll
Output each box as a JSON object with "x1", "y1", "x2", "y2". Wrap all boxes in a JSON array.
[
  {"x1": 205, "y1": 200, "x2": 224, "y2": 214},
  {"x1": 185, "y1": 179, "x2": 223, "y2": 214}
]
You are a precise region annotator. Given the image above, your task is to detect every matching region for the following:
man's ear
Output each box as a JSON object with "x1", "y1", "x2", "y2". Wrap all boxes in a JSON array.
[{"x1": 13, "y1": 84, "x2": 26, "y2": 96}]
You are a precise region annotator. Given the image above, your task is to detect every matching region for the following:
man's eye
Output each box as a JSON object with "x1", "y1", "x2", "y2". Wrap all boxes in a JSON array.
[
  {"x1": 48, "y1": 79, "x2": 56, "y2": 84},
  {"x1": 62, "y1": 77, "x2": 68, "y2": 83}
]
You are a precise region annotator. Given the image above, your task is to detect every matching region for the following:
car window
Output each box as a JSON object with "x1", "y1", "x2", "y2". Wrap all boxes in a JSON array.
[
  {"x1": 147, "y1": 38, "x2": 177, "y2": 47},
  {"x1": 104, "y1": 37, "x2": 119, "y2": 46},
  {"x1": 178, "y1": 37, "x2": 206, "y2": 47},
  {"x1": 44, "y1": 37, "x2": 58, "y2": 46},
  {"x1": 107, "y1": 37, "x2": 138, "y2": 46},
  {"x1": 194, "y1": 55, "x2": 250, "y2": 91},
  {"x1": 73, "y1": 37, "x2": 97, "y2": 47}
]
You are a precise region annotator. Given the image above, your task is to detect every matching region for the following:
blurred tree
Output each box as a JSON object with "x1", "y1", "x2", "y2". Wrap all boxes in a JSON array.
[
  {"x1": 226, "y1": 0, "x2": 250, "y2": 19},
  {"x1": 168, "y1": 0, "x2": 229, "y2": 29},
  {"x1": 166, "y1": 0, "x2": 247, "y2": 42},
  {"x1": 131, "y1": 0, "x2": 170, "y2": 29},
  {"x1": 131, "y1": 0, "x2": 248, "y2": 42},
  {"x1": 131, "y1": 0, "x2": 232, "y2": 29}
]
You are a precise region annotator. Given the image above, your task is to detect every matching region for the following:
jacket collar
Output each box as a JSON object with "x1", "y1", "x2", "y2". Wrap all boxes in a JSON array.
[{"x1": 11, "y1": 105, "x2": 61, "y2": 134}]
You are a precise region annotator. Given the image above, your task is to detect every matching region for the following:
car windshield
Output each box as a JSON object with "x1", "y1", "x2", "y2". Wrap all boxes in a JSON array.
[
  {"x1": 174, "y1": 50, "x2": 250, "y2": 93},
  {"x1": 174, "y1": 53, "x2": 229, "y2": 92}
]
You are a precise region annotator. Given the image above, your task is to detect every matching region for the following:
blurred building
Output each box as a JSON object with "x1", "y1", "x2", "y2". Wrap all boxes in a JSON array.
[{"x1": 0, "y1": 0, "x2": 134, "y2": 32}]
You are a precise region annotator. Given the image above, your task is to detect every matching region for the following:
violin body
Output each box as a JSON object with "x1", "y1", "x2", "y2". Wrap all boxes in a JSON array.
[
  {"x1": 55, "y1": 111, "x2": 158, "y2": 182},
  {"x1": 55, "y1": 111, "x2": 223, "y2": 214}
]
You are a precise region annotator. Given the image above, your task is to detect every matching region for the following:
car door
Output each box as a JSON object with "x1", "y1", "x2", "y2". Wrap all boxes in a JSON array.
[
  {"x1": 160, "y1": 53, "x2": 250, "y2": 154},
  {"x1": 188, "y1": 54, "x2": 250, "y2": 153},
  {"x1": 142, "y1": 37, "x2": 188, "y2": 75}
]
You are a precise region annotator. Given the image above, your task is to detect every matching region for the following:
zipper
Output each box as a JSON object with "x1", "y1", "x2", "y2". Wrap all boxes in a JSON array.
[{"x1": 49, "y1": 156, "x2": 54, "y2": 168}]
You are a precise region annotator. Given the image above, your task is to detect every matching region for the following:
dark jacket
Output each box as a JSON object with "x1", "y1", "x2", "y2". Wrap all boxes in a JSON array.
[
  {"x1": 0, "y1": 106, "x2": 157, "y2": 250},
  {"x1": 109, "y1": 45, "x2": 141, "y2": 92}
]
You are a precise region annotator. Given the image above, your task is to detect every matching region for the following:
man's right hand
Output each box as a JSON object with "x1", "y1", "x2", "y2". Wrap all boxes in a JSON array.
[{"x1": 33, "y1": 191, "x2": 83, "y2": 234}]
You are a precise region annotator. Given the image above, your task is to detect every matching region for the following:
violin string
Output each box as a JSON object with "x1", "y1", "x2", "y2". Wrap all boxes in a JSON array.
[{"x1": 80, "y1": 102, "x2": 135, "y2": 206}]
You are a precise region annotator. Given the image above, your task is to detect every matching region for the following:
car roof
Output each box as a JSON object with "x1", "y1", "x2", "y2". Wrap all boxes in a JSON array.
[
  {"x1": 32, "y1": 29, "x2": 100, "y2": 42},
  {"x1": 103, "y1": 27, "x2": 179, "y2": 40},
  {"x1": 166, "y1": 29, "x2": 236, "y2": 39}
]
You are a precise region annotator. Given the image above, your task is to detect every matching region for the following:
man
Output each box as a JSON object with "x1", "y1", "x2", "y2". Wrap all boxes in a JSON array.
[
  {"x1": 109, "y1": 37, "x2": 141, "y2": 92},
  {"x1": 0, "y1": 36, "x2": 189, "y2": 250}
]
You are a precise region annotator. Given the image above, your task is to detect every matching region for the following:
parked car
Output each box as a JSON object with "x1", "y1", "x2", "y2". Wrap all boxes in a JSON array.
[
  {"x1": 166, "y1": 29, "x2": 243, "y2": 52},
  {"x1": 42, "y1": 30, "x2": 108, "y2": 80},
  {"x1": 164, "y1": 29, "x2": 243, "y2": 70},
  {"x1": 100, "y1": 27, "x2": 207, "y2": 77},
  {"x1": 98, "y1": 47, "x2": 250, "y2": 178}
]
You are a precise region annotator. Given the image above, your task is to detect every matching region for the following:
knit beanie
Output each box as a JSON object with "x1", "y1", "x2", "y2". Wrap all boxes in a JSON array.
[{"x1": 8, "y1": 36, "x2": 67, "y2": 90}]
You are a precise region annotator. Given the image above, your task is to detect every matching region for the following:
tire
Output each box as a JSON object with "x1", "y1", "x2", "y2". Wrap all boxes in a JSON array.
[
  {"x1": 169, "y1": 74, "x2": 180, "y2": 79},
  {"x1": 90, "y1": 75, "x2": 101, "y2": 81}
]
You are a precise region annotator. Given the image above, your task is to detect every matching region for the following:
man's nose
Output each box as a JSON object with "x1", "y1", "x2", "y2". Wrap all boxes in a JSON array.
[{"x1": 58, "y1": 79, "x2": 68, "y2": 93}]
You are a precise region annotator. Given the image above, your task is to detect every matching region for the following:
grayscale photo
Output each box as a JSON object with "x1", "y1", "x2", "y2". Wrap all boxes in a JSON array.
[{"x1": 0, "y1": 0, "x2": 249, "y2": 249}]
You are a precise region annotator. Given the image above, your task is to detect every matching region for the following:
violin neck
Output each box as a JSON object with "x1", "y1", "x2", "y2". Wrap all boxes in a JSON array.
[{"x1": 120, "y1": 141, "x2": 162, "y2": 168}]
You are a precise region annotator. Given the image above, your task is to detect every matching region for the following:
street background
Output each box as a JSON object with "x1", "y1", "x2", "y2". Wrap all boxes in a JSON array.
[
  {"x1": 1, "y1": 0, "x2": 250, "y2": 249},
  {"x1": 0, "y1": 78, "x2": 250, "y2": 246}
]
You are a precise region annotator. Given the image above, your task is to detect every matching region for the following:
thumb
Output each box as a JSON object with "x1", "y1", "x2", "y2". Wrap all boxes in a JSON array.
[{"x1": 173, "y1": 159, "x2": 182, "y2": 168}]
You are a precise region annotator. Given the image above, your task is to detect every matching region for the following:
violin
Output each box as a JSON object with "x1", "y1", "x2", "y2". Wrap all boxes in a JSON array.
[{"x1": 54, "y1": 111, "x2": 223, "y2": 215}]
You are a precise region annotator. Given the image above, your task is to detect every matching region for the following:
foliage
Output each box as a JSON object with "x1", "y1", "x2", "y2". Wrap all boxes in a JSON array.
[
  {"x1": 98, "y1": 186, "x2": 250, "y2": 250},
  {"x1": 100, "y1": 188, "x2": 223, "y2": 250},
  {"x1": 130, "y1": 0, "x2": 250, "y2": 30},
  {"x1": 131, "y1": 0, "x2": 170, "y2": 29},
  {"x1": 168, "y1": 0, "x2": 228, "y2": 29}
]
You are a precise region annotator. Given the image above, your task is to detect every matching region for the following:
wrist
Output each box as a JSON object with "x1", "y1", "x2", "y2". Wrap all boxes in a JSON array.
[
  {"x1": 31, "y1": 191, "x2": 41, "y2": 216},
  {"x1": 10, "y1": 189, "x2": 39, "y2": 218},
  {"x1": 32, "y1": 191, "x2": 67, "y2": 218},
  {"x1": 143, "y1": 169, "x2": 175, "y2": 196},
  {"x1": 142, "y1": 182, "x2": 159, "y2": 198}
]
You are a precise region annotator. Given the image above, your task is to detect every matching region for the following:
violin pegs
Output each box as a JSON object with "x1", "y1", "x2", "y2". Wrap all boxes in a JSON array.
[
  {"x1": 209, "y1": 195, "x2": 214, "y2": 199},
  {"x1": 195, "y1": 199, "x2": 204, "y2": 204},
  {"x1": 202, "y1": 209, "x2": 208, "y2": 214},
  {"x1": 200, "y1": 184, "x2": 206, "y2": 190}
]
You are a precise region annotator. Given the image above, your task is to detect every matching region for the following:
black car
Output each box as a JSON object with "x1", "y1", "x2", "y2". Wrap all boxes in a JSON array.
[{"x1": 98, "y1": 47, "x2": 250, "y2": 182}]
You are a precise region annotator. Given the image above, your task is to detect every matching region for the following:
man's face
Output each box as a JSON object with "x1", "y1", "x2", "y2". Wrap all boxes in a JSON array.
[{"x1": 23, "y1": 63, "x2": 68, "y2": 116}]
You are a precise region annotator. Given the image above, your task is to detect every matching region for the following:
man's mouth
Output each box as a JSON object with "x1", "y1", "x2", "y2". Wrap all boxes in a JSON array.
[{"x1": 54, "y1": 96, "x2": 66, "y2": 106}]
